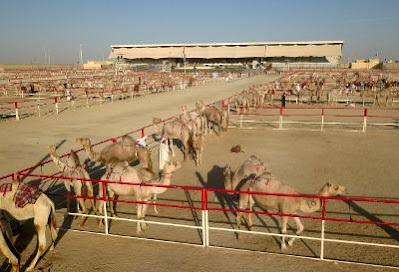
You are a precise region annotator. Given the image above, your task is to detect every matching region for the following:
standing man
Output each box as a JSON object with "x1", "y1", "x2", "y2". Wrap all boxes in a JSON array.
[{"x1": 281, "y1": 93, "x2": 286, "y2": 108}]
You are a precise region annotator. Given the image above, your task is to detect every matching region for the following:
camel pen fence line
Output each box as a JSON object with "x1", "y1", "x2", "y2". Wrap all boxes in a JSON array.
[
  {"x1": 225, "y1": 105, "x2": 399, "y2": 132},
  {"x1": 6, "y1": 171, "x2": 399, "y2": 268}
]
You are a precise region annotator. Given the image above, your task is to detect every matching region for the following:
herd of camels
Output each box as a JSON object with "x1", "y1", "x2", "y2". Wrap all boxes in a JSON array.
[{"x1": 3, "y1": 70, "x2": 386, "y2": 271}]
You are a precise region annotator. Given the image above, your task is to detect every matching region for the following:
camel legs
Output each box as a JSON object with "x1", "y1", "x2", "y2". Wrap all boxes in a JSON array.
[
  {"x1": 74, "y1": 184, "x2": 88, "y2": 227},
  {"x1": 107, "y1": 189, "x2": 119, "y2": 217},
  {"x1": 280, "y1": 216, "x2": 289, "y2": 251},
  {"x1": 85, "y1": 182, "x2": 97, "y2": 215},
  {"x1": 168, "y1": 138, "x2": 176, "y2": 157},
  {"x1": 64, "y1": 181, "x2": 72, "y2": 213},
  {"x1": 287, "y1": 217, "x2": 304, "y2": 247},
  {"x1": 137, "y1": 199, "x2": 150, "y2": 234},
  {"x1": 236, "y1": 193, "x2": 253, "y2": 238},
  {"x1": 152, "y1": 194, "x2": 159, "y2": 214},
  {"x1": 26, "y1": 222, "x2": 47, "y2": 271},
  {"x1": 0, "y1": 226, "x2": 19, "y2": 272},
  {"x1": 182, "y1": 140, "x2": 189, "y2": 162}
]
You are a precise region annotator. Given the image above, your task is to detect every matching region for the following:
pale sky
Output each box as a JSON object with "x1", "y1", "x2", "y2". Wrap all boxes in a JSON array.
[{"x1": 0, "y1": 0, "x2": 398, "y2": 64}]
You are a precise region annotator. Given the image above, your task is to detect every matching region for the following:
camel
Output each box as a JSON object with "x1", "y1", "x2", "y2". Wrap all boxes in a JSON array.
[
  {"x1": 0, "y1": 181, "x2": 57, "y2": 271},
  {"x1": 48, "y1": 146, "x2": 97, "y2": 226},
  {"x1": 223, "y1": 155, "x2": 267, "y2": 194},
  {"x1": 77, "y1": 136, "x2": 152, "y2": 170},
  {"x1": 237, "y1": 173, "x2": 346, "y2": 250},
  {"x1": 191, "y1": 132, "x2": 204, "y2": 166},
  {"x1": 152, "y1": 117, "x2": 193, "y2": 161},
  {"x1": 195, "y1": 101, "x2": 228, "y2": 135},
  {"x1": 180, "y1": 105, "x2": 204, "y2": 136},
  {"x1": 97, "y1": 161, "x2": 181, "y2": 233}
]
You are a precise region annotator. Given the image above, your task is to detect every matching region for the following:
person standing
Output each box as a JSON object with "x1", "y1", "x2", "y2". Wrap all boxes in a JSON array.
[{"x1": 281, "y1": 93, "x2": 286, "y2": 108}]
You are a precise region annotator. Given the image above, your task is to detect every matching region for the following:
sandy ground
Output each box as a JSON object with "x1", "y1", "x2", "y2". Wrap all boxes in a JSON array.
[
  {"x1": 0, "y1": 74, "x2": 278, "y2": 176},
  {"x1": 1, "y1": 74, "x2": 398, "y2": 271}
]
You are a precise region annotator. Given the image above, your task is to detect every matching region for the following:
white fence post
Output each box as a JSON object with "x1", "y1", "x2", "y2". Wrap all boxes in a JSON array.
[
  {"x1": 362, "y1": 108, "x2": 367, "y2": 133},
  {"x1": 321, "y1": 108, "x2": 324, "y2": 131},
  {"x1": 14, "y1": 102, "x2": 20, "y2": 120},
  {"x1": 279, "y1": 107, "x2": 283, "y2": 129},
  {"x1": 54, "y1": 97, "x2": 59, "y2": 114}
]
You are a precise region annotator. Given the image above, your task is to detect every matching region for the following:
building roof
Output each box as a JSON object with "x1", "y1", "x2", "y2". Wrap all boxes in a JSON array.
[{"x1": 111, "y1": 41, "x2": 344, "y2": 48}]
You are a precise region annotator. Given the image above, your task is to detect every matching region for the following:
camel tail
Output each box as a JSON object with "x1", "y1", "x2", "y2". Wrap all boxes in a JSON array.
[{"x1": 50, "y1": 201, "x2": 57, "y2": 230}]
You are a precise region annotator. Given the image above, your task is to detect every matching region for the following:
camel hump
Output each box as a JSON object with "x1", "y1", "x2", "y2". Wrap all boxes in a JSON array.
[{"x1": 121, "y1": 136, "x2": 135, "y2": 146}]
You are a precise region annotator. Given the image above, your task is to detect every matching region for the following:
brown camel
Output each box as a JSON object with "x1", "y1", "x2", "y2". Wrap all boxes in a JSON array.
[
  {"x1": 195, "y1": 101, "x2": 228, "y2": 135},
  {"x1": 152, "y1": 117, "x2": 193, "y2": 161},
  {"x1": 237, "y1": 173, "x2": 346, "y2": 250},
  {"x1": 77, "y1": 136, "x2": 152, "y2": 170}
]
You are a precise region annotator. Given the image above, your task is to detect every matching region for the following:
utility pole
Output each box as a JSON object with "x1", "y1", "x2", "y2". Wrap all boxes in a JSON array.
[{"x1": 80, "y1": 44, "x2": 83, "y2": 64}]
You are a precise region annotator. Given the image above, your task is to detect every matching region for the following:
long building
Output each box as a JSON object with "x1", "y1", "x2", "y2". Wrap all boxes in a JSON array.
[{"x1": 109, "y1": 41, "x2": 343, "y2": 69}]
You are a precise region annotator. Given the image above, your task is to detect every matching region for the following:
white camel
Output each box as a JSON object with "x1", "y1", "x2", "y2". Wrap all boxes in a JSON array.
[
  {"x1": 97, "y1": 161, "x2": 181, "y2": 233},
  {"x1": 237, "y1": 173, "x2": 346, "y2": 250},
  {"x1": 0, "y1": 181, "x2": 57, "y2": 271},
  {"x1": 49, "y1": 145, "x2": 97, "y2": 226}
]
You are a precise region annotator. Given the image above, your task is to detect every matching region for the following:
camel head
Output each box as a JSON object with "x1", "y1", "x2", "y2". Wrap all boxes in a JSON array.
[
  {"x1": 195, "y1": 101, "x2": 205, "y2": 111},
  {"x1": 321, "y1": 182, "x2": 347, "y2": 197},
  {"x1": 152, "y1": 117, "x2": 162, "y2": 125},
  {"x1": 180, "y1": 105, "x2": 188, "y2": 113},
  {"x1": 76, "y1": 137, "x2": 91, "y2": 148},
  {"x1": 162, "y1": 162, "x2": 182, "y2": 174},
  {"x1": 152, "y1": 117, "x2": 163, "y2": 135},
  {"x1": 48, "y1": 145, "x2": 57, "y2": 156},
  {"x1": 223, "y1": 165, "x2": 232, "y2": 190}
]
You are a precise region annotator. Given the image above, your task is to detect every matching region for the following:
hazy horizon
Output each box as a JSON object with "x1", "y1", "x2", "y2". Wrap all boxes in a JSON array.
[{"x1": 1, "y1": 0, "x2": 398, "y2": 64}]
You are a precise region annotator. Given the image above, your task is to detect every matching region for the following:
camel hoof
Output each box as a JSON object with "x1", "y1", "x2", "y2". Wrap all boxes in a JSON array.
[
  {"x1": 281, "y1": 244, "x2": 287, "y2": 251},
  {"x1": 142, "y1": 223, "x2": 149, "y2": 230},
  {"x1": 287, "y1": 240, "x2": 294, "y2": 247},
  {"x1": 137, "y1": 229, "x2": 143, "y2": 234}
]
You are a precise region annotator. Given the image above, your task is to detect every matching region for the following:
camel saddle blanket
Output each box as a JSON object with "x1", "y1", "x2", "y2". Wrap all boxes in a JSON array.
[{"x1": 14, "y1": 183, "x2": 42, "y2": 208}]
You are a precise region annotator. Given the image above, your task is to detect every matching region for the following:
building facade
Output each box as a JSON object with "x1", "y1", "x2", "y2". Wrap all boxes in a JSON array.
[{"x1": 109, "y1": 41, "x2": 343, "y2": 69}]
